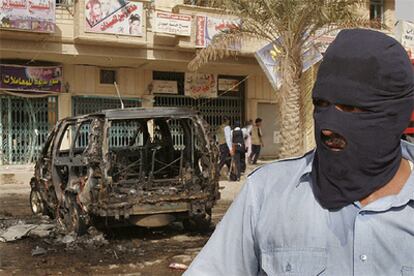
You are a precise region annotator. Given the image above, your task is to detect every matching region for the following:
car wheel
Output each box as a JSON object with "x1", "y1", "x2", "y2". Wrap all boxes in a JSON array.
[
  {"x1": 30, "y1": 189, "x2": 45, "y2": 215},
  {"x1": 183, "y1": 209, "x2": 212, "y2": 233}
]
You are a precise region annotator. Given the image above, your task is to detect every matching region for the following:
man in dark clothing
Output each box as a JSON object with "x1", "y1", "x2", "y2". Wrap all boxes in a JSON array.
[
  {"x1": 230, "y1": 121, "x2": 245, "y2": 181},
  {"x1": 216, "y1": 117, "x2": 232, "y2": 174}
]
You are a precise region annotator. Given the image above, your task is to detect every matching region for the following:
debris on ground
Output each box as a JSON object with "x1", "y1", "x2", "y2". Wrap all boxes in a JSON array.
[
  {"x1": 61, "y1": 234, "x2": 76, "y2": 244},
  {"x1": 0, "y1": 223, "x2": 37, "y2": 242},
  {"x1": 168, "y1": 262, "x2": 189, "y2": 270},
  {"x1": 29, "y1": 224, "x2": 54, "y2": 238},
  {"x1": 31, "y1": 246, "x2": 47, "y2": 256},
  {"x1": 171, "y1": 254, "x2": 193, "y2": 265}
]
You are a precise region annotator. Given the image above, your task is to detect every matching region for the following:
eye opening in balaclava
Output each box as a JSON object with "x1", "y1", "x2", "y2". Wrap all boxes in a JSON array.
[{"x1": 311, "y1": 28, "x2": 414, "y2": 210}]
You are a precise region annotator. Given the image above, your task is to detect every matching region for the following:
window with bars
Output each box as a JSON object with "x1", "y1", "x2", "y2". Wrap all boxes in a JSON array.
[
  {"x1": 370, "y1": 0, "x2": 384, "y2": 27},
  {"x1": 100, "y1": 69, "x2": 117, "y2": 85}
]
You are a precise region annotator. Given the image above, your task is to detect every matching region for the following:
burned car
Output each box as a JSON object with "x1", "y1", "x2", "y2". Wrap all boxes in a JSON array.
[{"x1": 29, "y1": 107, "x2": 220, "y2": 235}]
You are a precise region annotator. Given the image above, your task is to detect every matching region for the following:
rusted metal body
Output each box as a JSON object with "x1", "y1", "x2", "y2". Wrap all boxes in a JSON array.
[{"x1": 29, "y1": 107, "x2": 220, "y2": 234}]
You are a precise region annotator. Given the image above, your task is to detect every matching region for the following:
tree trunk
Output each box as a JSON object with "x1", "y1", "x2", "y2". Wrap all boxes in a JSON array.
[{"x1": 278, "y1": 57, "x2": 303, "y2": 159}]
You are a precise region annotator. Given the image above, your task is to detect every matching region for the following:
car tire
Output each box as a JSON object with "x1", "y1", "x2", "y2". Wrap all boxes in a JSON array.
[{"x1": 183, "y1": 209, "x2": 212, "y2": 233}]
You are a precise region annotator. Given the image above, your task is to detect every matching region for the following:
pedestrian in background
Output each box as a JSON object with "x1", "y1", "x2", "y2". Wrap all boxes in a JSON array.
[
  {"x1": 249, "y1": 118, "x2": 263, "y2": 165},
  {"x1": 216, "y1": 116, "x2": 232, "y2": 175},
  {"x1": 243, "y1": 120, "x2": 253, "y2": 158},
  {"x1": 230, "y1": 121, "x2": 245, "y2": 181}
]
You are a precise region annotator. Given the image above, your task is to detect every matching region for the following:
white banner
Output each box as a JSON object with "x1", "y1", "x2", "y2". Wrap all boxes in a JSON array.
[
  {"x1": 185, "y1": 73, "x2": 217, "y2": 98},
  {"x1": 401, "y1": 21, "x2": 414, "y2": 48},
  {"x1": 218, "y1": 78, "x2": 239, "y2": 92},
  {"x1": 152, "y1": 80, "x2": 178, "y2": 94},
  {"x1": 154, "y1": 11, "x2": 191, "y2": 36},
  {"x1": 85, "y1": 0, "x2": 143, "y2": 36}
]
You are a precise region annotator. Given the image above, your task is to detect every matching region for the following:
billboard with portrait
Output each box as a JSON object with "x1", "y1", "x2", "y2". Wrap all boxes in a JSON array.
[
  {"x1": 0, "y1": 0, "x2": 55, "y2": 32},
  {"x1": 85, "y1": 0, "x2": 143, "y2": 36}
]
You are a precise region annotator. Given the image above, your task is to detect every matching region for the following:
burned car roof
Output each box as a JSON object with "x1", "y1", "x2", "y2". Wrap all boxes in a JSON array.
[{"x1": 66, "y1": 107, "x2": 199, "y2": 121}]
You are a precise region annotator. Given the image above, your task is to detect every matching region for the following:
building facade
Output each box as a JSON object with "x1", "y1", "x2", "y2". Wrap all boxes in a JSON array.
[
  {"x1": 0, "y1": 0, "x2": 401, "y2": 164},
  {"x1": 0, "y1": 0, "x2": 281, "y2": 164}
]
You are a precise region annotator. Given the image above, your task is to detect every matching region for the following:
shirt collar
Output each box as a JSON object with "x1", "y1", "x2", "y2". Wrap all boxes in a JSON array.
[{"x1": 303, "y1": 141, "x2": 414, "y2": 210}]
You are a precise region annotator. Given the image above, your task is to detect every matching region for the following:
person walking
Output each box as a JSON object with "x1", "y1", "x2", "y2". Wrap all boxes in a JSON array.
[
  {"x1": 243, "y1": 120, "x2": 253, "y2": 159},
  {"x1": 249, "y1": 118, "x2": 263, "y2": 165},
  {"x1": 229, "y1": 121, "x2": 245, "y2": 181},
  {"x1": 216, "y1": 116, "x2": 232, "y2": 175}
]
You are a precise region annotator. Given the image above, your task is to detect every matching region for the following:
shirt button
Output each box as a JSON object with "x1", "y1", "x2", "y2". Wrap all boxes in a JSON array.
[{"x1": 360, "y1": 254, "x2": 368, "y2": 262}]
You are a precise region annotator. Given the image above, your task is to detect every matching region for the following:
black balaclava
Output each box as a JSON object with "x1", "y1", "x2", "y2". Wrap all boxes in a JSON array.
[{"x1": 311, "y1": 29, "x2": 414, "y2": 210}]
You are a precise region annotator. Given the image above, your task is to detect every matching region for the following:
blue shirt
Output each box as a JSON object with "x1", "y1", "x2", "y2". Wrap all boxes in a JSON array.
[{"x1": 184, "y1": 141, "x2": 414, "y2": 276}]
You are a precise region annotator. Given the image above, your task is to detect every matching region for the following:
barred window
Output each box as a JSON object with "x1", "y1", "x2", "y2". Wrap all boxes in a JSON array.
[{"x1": 100, "y1": 69, "x2": 117, "y2": 85}]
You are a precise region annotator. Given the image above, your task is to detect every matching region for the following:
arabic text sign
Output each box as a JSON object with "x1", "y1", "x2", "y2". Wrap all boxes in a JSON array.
[
  {"x1": 218, "y1": 78, "x2": 239, "y2": 92},
  {"x1": 196, "y1": 16, "x2": 241, "y2": 48},
  {"x1": 185, "y1": 73, "x2": 217, "y2": 98},
  {"x1": 0, "y1": 0, "x2": 55, "y2": 32},
  {"x1": 0, "y1": 65, "x2": 62, "y2": 92},
  {"x1": 152, "y1": 80, "x2": 178, "y2": 94},
  {"x1": 85, "y1": 0, "x2": 143, "y2": 36},
  {"x1": 154, "y1": 11, "x2": 191, "y2": 36},
  {"x1": 401, "y1": 21, "x2": 414, "y2": 48}
]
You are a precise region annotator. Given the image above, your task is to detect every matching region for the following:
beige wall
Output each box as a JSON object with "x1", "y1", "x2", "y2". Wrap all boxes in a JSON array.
[{"x1": 246, "y1": 74, "x2": 279, "y2": 122}]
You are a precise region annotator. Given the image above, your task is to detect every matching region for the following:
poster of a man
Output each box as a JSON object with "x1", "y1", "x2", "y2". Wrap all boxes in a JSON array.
[
  {"x1": 84, "y1": 0, "x2": 143, "y2": 36},
  {"x1": 85, "y1": 0, "x2": 103, "y2": 27},
  {"x1": 128, "y1": 13, "x2": 141, "y2": 35}
]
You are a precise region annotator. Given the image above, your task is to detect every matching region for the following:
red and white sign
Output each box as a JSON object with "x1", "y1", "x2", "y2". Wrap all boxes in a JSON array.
[
  {"x1": 185, "y1": 73, "x2": 217, "y2": 98},
  {"x1": 154, "y1": 11, "x2": 192, "y2": 36},
  {"x1": 195, "y1": 16, "x2": 240, "y2": 48},
  {"x1": 196, "y1": 16, "x2": 207, "y2": 48}
]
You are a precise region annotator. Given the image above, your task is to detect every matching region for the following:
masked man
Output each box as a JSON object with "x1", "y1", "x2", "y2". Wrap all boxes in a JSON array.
[{"x1": 184, "y1": 29, "x2": 414, "y2": 275}]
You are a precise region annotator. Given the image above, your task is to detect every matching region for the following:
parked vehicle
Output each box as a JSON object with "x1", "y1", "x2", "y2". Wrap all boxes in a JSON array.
[{"x1": 29, "y1": 107, "x2": 220, "y2": 235}]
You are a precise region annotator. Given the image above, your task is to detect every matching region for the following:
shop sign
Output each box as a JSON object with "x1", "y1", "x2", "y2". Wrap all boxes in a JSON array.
[
  {"x1": 85, "y1": 0, "x2": 143, "y2": 36},
  {"x1": 185, "y1": 73, "x2": 217, "y2": 98},
  {"x1": 218, "y1": 78, "x2": 239, "y2": 92},
  {"x1": 0, "y1": 64, "x2": 62, "y2": 93},
  {"x1": 195, "y1": 15, "x2": 241, "y2": 48},
  {"x1": 400, "y1": 21, "x2": 414, "y2": 63},
  {"x1": 255, "y1": 40, "x2": 322, "y2": 91},
  {"x1": 0, "y1": 0, "x2": 55, "y2": 32},
  {"x1": 312, "y1": 28, "x2": 341, "y2": 53},
  {"x1": 154, "y1": 11, "x2": 192, "y2": 36},
  {"x1": 152, "y1": 80, "x2": 178, "y2": 94}
]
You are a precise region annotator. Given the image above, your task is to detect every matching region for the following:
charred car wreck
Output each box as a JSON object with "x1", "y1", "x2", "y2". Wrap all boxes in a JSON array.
[{"x1": 29, "y1": 107, "x2": 220, "y2": 235}]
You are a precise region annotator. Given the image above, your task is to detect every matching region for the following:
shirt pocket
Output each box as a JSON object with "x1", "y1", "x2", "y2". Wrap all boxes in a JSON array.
[
  {"x1": 402, "y1": 266, "x2": 414, "y2": 276},
  {"x1": 261, "y1": 247, "x2": 327, "y2": 276}
]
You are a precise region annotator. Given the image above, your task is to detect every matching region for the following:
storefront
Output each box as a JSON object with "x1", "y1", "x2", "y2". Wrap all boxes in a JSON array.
[
  {"x1": 72, "y1": 95, "x2": 141, "y2": 116},
  {"x1": 0, "y1": 63, "x2": 61, "y2": 164},
  {"x1": 152, "y1": 71, "x2": 246, "y2": 129}
]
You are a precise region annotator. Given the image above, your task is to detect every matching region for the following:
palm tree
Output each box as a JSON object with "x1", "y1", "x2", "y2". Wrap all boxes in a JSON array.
[{"x1": 188, "y1": 0, "x2": 373, "y2": 158}]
